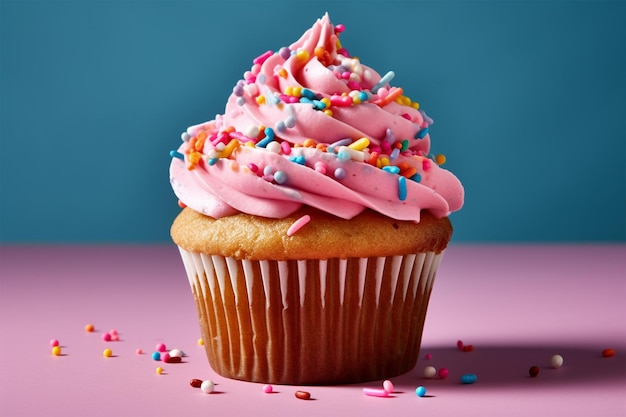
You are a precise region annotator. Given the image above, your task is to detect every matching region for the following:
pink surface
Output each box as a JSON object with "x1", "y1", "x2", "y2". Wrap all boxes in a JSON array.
[{"x1": 1, "y1": 244, "x2": 624, "y2": 417}]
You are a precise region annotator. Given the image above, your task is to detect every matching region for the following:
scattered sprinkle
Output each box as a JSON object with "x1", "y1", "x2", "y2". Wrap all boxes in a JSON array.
[
  {"x1": 190, "y1": 379, "x2": 203, "y2": 388},
  {"x1": 415, "y1": 386, "x2": 427, "y2": 397},
  {"x1": 286, "y1": 215, "x2": 311, "y2": 236},
  {"x1": 84, "y1": 324, "x2": 95, "y2": 332},
  {"x1": 103, "y1": 348, "x2": 113, "y2": 358},
  {"x1": 438, "y1": 368, "x2": 449, "y2": 379},
  {"x1": 263, "y1": 384, "x2": 274, "y2": 394},
  {"x1": 156, "y1": 343, "x2": 167, "y2": 352},
  {"x1": 382, "y1": 380, "x2": 394, "y2": 393},
  {"x1": 424, "y1": 365, "x2": 437, "y2": 378},
  {"x1": 550, "y1": 354, "x2": 564, "y2": 369},
  {"x1": 460, "y1": 373, "x2": 477, "y2": 384},
  {"x1": 602, "y1": 348, "x2": 616, "y2": 358},
  {"x1": 295, "y1": 390, "x2": 312, "y2": 400},
  {"x1": 201, "y1": 380, "x2": 215, "y2": 394},
  {"x1": 156, "y1": 366, "x2": 164, "y2": 375},
  {"x1": 51, "y1": 346, "x2": 62, "y2": 356},
  {"x1": 363, "y1": 388, "x2": 389, "y2": 398},
  {"x1": 151, "y1": 351, "x2": 161, "y2": 361},
  {"x1": 50, "y1": 339, "x2": 59, "y2": 348},
  {"x1": 198, "y1": 338, "x2": 204, "y2": 346},
  {"x1": 529, "y1": 366, "x2": 540, "y2": 377}
]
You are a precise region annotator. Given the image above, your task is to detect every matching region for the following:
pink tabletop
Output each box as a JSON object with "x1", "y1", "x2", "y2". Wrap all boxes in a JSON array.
[{"x1": 1, "y1": 244, "x2": 624, "y2": 417}]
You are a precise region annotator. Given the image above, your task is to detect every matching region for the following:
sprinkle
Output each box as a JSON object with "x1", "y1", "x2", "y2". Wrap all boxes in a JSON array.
[
  {"x1": 289, "y1": 155, "x2": 306, "y2": 165},
  {"x1": 382, "y1": 380, "x2": 394, "y2": 393},
  {"x1": 334, "y1": 167, "x2": 347, "y2": 180},
  {"x1": 50, "y1": 339, "x2": 59, "y2": 347},
  {"x1": 156, "y1": 366, "x2": 164, "y2": 375},
  {"x1": 280, "y1": 142, "x2": 292, "y2": 155},
  {"x1": 273, "y1": 171, "x2": 288, "y2": 184},
  {"x1": 602, "y1": 348, "x2": 616, "y2": 358},
  {"x1": 295, "y1": 390, "x2": 311, "y2": 400},
  {"x1": 285, "y1": 116, "x2": 296, "y2": 128},
  {"x1": 136, "y1": 348, "x2": 143, "y2": 355},
  {"x1": 287, "y1": 215, "x2": 311, "y2": 236},
  {"x1": 370, "y1": 70, "x2": 395, "y2": 93},
  {"x1": 169, "y1": 349, "x2": 183, "y2": 358},
  {"x1": 190, "y1": 379, "x2": 203, "y2": 388},
  {"x1": 201, "y1": 380, "x2": 215, "y2": 394},
  {"x1": 390, "y1": 148, "x2": 400, "y2": 161},
  {"x1": 263, "y1": 166, "x2": 275, "y2": 176},
  {"x1": 422, "y1": 159, "x2": 432, "y2": 171},
  {"x1": 330, "y1": 94, "x2": 352, "y2": 107},
  {"x1": 279, "y1": 47, "x2": 291, "y2": 59},
  {"x1": 51, "y1": 346, "x2": 62, "y2": 356},
  {"x1": 411, "y1": 173, "x2": 422, "y2": 182},
  {"x1": 152, "y1": 351, "x2": 161, "y2": 361},
  {"x1": 266, "y1": 141, "x2": 282, "y2": 154},
  {"x1": 550, "y1": 354, "x2": 564, "y2": 369},
  {"x1": 263, "y1": 384, "x2": 274, "y2": 394},
  {"x1": 415, "y1": 386, "x2": 427, "y2": 397},
  {"x1": 460, "y1": 373, "x2": 477, "y2": 384},
  {"x1": 362, "y1": 388, "x2": 389, "y2": 398},
  {"x1": 424, "y1": 353, "x2": 433, "y2": 360},
  {"x1": 382, "y1": 166, "x2": 400, "y2": 175},
  {"x1": 314, "y1": 161, "x2": 327, "y2": 174},
  {"x1": 415, "y1": 127, "x2": 429, "y2": 139},
  {"x1": 349, "y1": 137, "x2": 370, "y2": 151},
  {"x1": 102, "y1": 332, "x2": 112, "y2": 342},
  {"x1": 170, "y1": 150, "x2": 184, "y2": 160},
  {"x1": 529, "y1": 366, "x2": 540, "y2": 377},
  {"x1": 84, "y1": 324, "x2": 95, "y2": 332},
  {"x1": 398, "y1": 176, "x2": 407, "y2": 201},
  {"x1": 208, "y1": 158, "x2": 219, "y2": 166},
  {"x1": 181, "y1": 132, "x2": 191, "y2": 142},
  {"x1": 103, "y1": 348, "x2": 113, "y2": 358},
  {"x1": 424, "y1": 365, "x2": 437, "y2": 378},
  {"x1": 438, "y1": 368, "x2": 449, "y2": 379},
  {"x1": 435, "y1": 154, "x2": 446, "y2": 165},
  {"x1": 197, "y1": 338, "x2": 204, "y2": 346},
  {"x1": 296, "y1": 49, "x2": 309, "y2": 61}
]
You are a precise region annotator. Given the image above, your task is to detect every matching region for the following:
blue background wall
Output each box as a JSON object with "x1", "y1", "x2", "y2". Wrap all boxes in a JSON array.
[{"x1": 1, "y1": 0, "x2": 624, "y2": 243}]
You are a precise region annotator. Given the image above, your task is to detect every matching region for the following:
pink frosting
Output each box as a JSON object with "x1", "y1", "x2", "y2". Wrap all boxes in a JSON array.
[{"x1": 169, "y1": 14, "x2": 464, "y2": 222}]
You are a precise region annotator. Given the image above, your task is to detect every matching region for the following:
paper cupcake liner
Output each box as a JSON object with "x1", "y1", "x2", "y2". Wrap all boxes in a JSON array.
[{"x1": 178, "y1": 248, "x2": 443, "y2": 385}]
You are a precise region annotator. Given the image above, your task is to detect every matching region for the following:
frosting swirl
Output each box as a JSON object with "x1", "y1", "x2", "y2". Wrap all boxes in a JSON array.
[{"x1": 169, "y1": 14, "x2": 464, "y2": 222}]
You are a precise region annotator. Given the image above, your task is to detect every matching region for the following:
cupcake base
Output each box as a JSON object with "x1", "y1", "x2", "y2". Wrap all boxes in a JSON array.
[{"x1": 178, "y1": 249, "x2": 443, "y2": 385}]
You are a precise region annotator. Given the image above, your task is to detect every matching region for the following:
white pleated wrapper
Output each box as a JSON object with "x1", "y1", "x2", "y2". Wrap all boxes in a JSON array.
[{"x1": 178, "y1": 248, "x2": 443, "y2": 385}]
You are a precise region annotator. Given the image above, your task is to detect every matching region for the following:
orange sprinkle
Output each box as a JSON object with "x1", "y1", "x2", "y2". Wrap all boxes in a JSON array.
[
  {"x1": 397, "y1": 162, "x2": 410, "y2": 171},
  {"x1": 316, "y1": 143, "x2": 327, "y2": 152},
  {"x1": 187, "y1": 151, "x2": 202, "y2": 170},
  {"x1": 303, "y1": 139, "x2": 317, "y2": 148},
  {"x1": 373, "y1": 87, "x2": 404, "y2": 107},
  {"x1": 368, "y1": 151, "x2": 379, "y2": 165},
  {"x1": 435, "y1": 154, "x2": 446, "y2": 165},
  {"x1": 177, "y1": 200, "x2": 187, "y2": 208},
  {"x1": 401, "y1": 167, "x2": 418, "y2": 178},
  {"x1": 277, "y1": 68, "x2": 288, "y2": 78},
  {"x1": 224, "y1": 126, "x2": 236, "y2": 134}
]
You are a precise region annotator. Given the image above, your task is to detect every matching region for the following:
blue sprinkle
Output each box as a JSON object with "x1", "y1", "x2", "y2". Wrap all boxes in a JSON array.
[
  {"x1": 337, "y1": 150, "x2": 351, "y2": 161},
  {"x1": 299, "y1": 97, "x2": 314, "y2": 105},
  {"x1": 382, "y1": 166, "x2": 400, "y2": 174},
  {"x1": 237, "y1": 97, "x2": 246, "y2": 106},
  {"x1": 151, "y1": 351, "x2": 161, "y2": 361},
  {"x1": 358, "y1": 91, "x2": 369, "y2": 102},
  {"x1": 264, "y1": 127, "x2": 275, "y2": 140},
  {"x1": 415, "y1": 386, "x2": 427, "y2": 397},
  {"x1": 461, "y1": 374, "x2": 477, "y2": 384},
  {"x1": 273, "y1": 171, "x2": 288, "y2": 184},
  {"x1": 256, "y1": 136, "x2": 273, "y2": 148},
  {"x1": 170, "y1": 150, "x2": 184, "y2": 160},
  {"x1": 285, "y1": 116, "x2": 296, "y2": 128},
  {"x1": 289, "y1": 155, "x2": 306, "y2": 165},
  {"x1": 263, "y1": 165, "x2": 275, "y2": 176},
  {"x1": 398, "y1": 176, "x2": 407, "y2": 201},
  {"x1": 390, "y1": 148, "x2": 400, "y2": 161},
  {"x1": 275, "y1": 120, "x2": 286, "y2": 132},
  {"x1": 410, "y1": 173, "x2": 422, "y2": 183},
  {"x1": 313, "y1": 100, "x2": 326, "y2": 110},
  {"x1": 330, "y1": 138, "x2": 352, "y2": 148},
  {"x1": 257, "y1": 74, "x2": 266, "y2": 84},
  {"x1": 208, "y1": 158, "x2": 219, "y2": 165},
  {"x1": 334, "y1": 167, "x2": 347, "y2": 180},
  {"x1": 415, "y1": 127, "x2": 429, "y2": 139},
  {"x1": 301, "y1": 88, "x2": 316, "y2": 99},
  {"x1": 267, "y1": 94, "x2": 280, "y2": 105},
  {"x1": 370, "y1": 70, "x2": 395, "y2": 93}
]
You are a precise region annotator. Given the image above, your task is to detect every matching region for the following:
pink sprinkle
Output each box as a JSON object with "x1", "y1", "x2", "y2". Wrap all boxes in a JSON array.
[
  {"x1": 286, "y1": 215, "x2": 311, "y2": 237},
  {"x1": 248, "y1": 163, "x2": 259, "y2": 173},
  {"x1": 109, "y1": 329, "x2": 118, "y2": 336},
  {"x1": 161, "y1": 352, "x2": 171, "y2": 362},
  {"x1": 280, "y1": 141, "x2": 292, "y2": 155},
  {"x1": 334, "y1": 24, "x2": 345, "y2": 33},
  {"x1": 363, "y1": 388, "x2": 389, "y2": 398},
  {"x1": 457, "y1": 340, "x2": 464, "y2": 350},
  {"x1": 102, "y1": 333, "x2": 112, "y2": 342},
  {"x1": 253, "y1": 50, "x2": 273, "y2": 65},
  {"x1": 401, "y1": 113, "x2": 411, "y2": 120},
  {"x1": 136, "y1": 348, "x2": 143, "y2": 355},
  {"x1": 263, "y1": 384, "x2": 274, "y2": 394},
  {"x1": 330, "y1": 95, "x2": 352, "y2": 107},
  {"x1": 424, "y1": 353, "x2": 432, "y2": 360},
  {"x1": 422, "y1": 159, "x2": 431, "y2": 171},
  {"x1": 438, "y1": 368, "x2": 449, "y2": 379},
  {"x1": 382, "y1": 380, "x2": 394, "y2": 393},
  {"x1": 156, "y1": 343, "x2": 167, "y2": 352},
  {"x1": 341, "y1": 71, "x2": 351, "y2": 79},
  {"x1": 347, "y1": 81, "x2": 361, "y2": 90},
  {"x1": 110, "y1": 334, "x2": 120, "y2": 341},
  {"x1": 50, "y1": 339, "x2": 59, "y2": 347}
]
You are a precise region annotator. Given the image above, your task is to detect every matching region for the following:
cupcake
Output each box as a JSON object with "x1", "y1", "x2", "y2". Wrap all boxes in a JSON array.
[{"x1": 169, "y1": 14, "x2": 464, "y2": 385}]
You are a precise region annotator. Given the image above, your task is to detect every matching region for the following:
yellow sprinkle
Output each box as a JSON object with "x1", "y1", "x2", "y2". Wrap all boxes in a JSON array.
[
  {"x1": 303, "y1": 138, "x2": 317, "y2": 148},
  {"x1": 349, "y1": 137, "x2": 370, "y2": 151},
  {"x1": 379, "y1": 157, "x2": 390, "y2": 167},
  {"x1": 256, "y1": 95, "x2": 266, "y2": 105},
  {"x1": 411, "y1": 102, "x2": 420, "y2": 109},
  {"x1": 296, "y1": 49, "x2": 309, "y2": 61},
  {"x1": 197, "y1": 338, "x2": 204, "y2": 346},
  {"x1": 285, "y1": 86, "x2": 293, "y2": 96},
  {"x1": 156, "y1": 367, "x2": 164, "y2": 375},
  {"x1": 219, "y1": 139, "x2": 240, "y2": 158},
  {"x1": 52, "y1": 346, "x2": 62, "y2": 356},
  {"x1": 245, "y1": 141, "x2": 255, "y2": 148},
  {"x1": 320, "y1": 97, "x2": 331, "y2": 108},
  {"x1": 293, "y1": 86, "x2": 302, "y2": 97},
  {"x1": 323, "y1": 109, "x2": 333, "y2": 117},
  {"x1": 188, "y1": 151, "x2": 202, "y2": 165},
  {"x1": 103, "y1": 348, "x2": 113, "y2": 357},
  {"x1": 435, "y1": 154, "x2": 446, "y2": 165}
]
